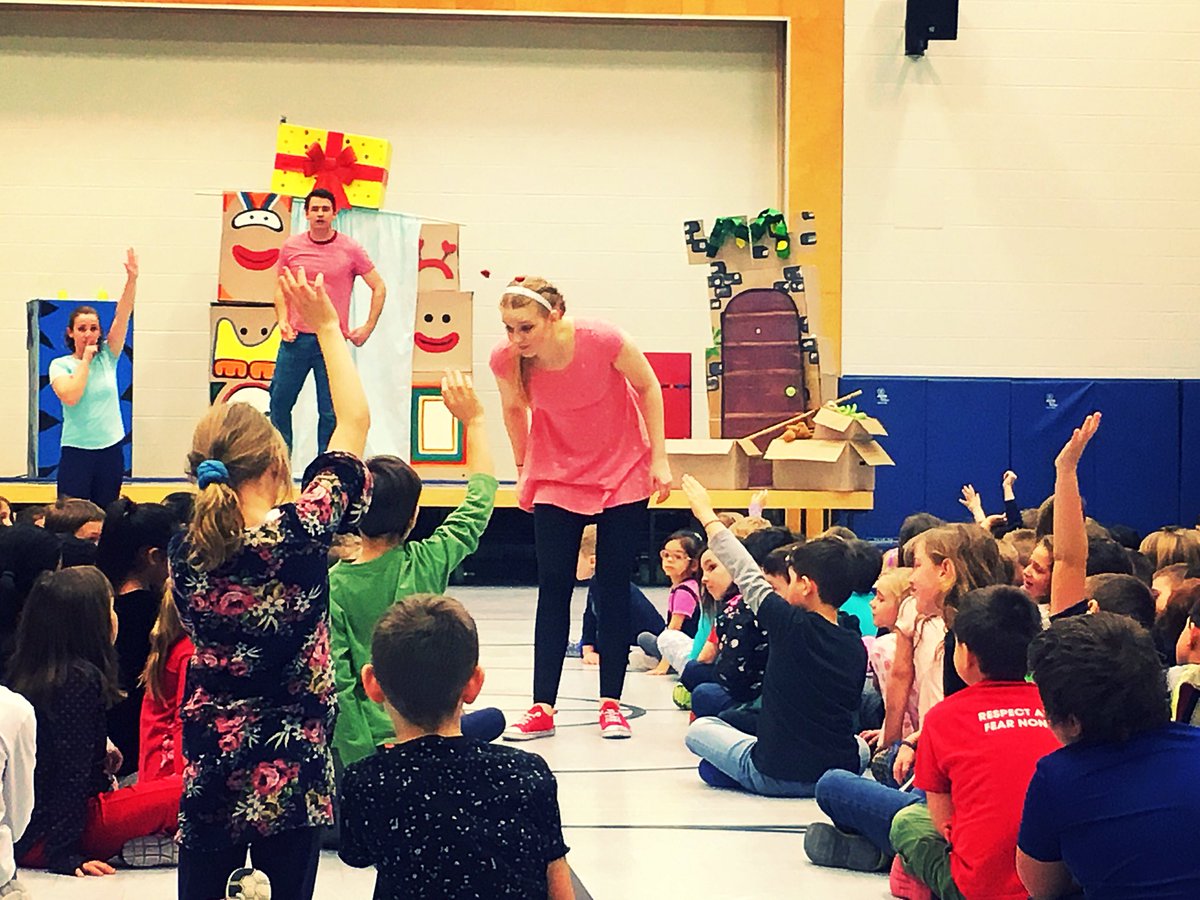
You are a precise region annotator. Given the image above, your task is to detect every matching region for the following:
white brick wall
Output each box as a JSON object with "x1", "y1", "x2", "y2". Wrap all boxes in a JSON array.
[
  {"x1": 0, "y1": 9, "x2": 782, "y2": 478},
  {"x1": 842, "y1": 0, "x2": 1200, "y2": 377}
]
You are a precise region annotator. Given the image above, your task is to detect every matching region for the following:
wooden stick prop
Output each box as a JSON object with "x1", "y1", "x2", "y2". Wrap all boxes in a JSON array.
[{"x1": 740, "y1": 390, "x2": 863, "y2": 442}]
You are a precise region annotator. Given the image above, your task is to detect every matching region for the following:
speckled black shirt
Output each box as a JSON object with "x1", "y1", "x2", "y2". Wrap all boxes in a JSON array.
[{"x1": 339, "y1": 736, "x2": 569, "y2": 899}]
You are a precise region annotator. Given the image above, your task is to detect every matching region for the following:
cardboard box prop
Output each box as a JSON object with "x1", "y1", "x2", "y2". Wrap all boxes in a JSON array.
[
  {"x1": 218, "y1": 191, "x2": 292, "y2": 304},
  {"x1": 209, "y1": 304, "x2": 281, "y2": 414},
  {"x1": 28, "y1": 299, "x2": 133, "y2": 478},
  {"x1": 413, "y1": 291, "x2": 473, "y2": 374},
  {"x1": 666, "y1": 438, "x2": 761, "y2": 490},
  {"x1": 765, "y1": 438, "x2": 894, "y2": 491},
  {"x1": 410, "y1": 222, "x2": 473, "y2": 479},
  {"x1": 647, "y1": 352, "x2": 692, "y2": 439},
  {"x1": 272, "y1": 124, "x2": 391, "y2": 210},
  {"x1": 684, "y1": 209, "x2": 823, "y2": 440},
  {"x1": 418, "y1": 223, "x2": 461, "y2": 292},
  {"x1": 811, "y1": 406, "x2": 888, "y2": 441},
  {"x1": 411, "y1": 384, "x2": 466, "y2": 467}
]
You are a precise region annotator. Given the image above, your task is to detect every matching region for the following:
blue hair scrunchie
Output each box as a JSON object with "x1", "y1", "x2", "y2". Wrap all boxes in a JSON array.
[{"x1": 196, "y1": 459, "x2": 231, "y2": 489}]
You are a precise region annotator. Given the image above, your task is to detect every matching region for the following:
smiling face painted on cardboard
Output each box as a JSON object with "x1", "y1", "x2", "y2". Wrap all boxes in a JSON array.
[
  {"x1": 412, "y1": 292, "x2": 473, "y2": 373},
  {"x1": 218, "y1": 192, "x2": 292, "y2": 303}
]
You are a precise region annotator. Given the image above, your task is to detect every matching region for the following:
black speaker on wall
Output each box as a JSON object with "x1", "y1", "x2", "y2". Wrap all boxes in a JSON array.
[{"x1": 906, "y1": 0, "x2": 959, "y2": 57}]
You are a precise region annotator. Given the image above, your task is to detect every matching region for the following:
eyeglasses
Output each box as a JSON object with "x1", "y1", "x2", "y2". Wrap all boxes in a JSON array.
[{"x1": 660, "y1": 550, "x2": 690, "y2": 562}]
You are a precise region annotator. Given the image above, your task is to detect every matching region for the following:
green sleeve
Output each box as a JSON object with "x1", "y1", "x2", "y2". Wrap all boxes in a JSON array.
[
  {"x1": 329, "y1": 599, "x2": 376, "y2": 767},
  {"x1": 404, "y1": 473, "x2": 498, "y2": 596}
]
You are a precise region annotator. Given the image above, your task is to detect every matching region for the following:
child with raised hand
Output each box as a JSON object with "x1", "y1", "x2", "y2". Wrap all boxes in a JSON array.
[
  {"x1": 331, "y1": 369, "x2": 504, "y2": 767},
  {"x1": 138, "y1": 584, "x2": 193, "y2": 784},
  {"x1": 168, "y1": 267, "x2": 371, "y2": 900},
  {"x1": 640, "y1": 530, "x2": 703, "y2": 675},
  {"x1": 1017, "y1": 613, "x2": 1200, "y2": 899},
  {"x1": 680, "y1": 475, "x2": 867, "y2": 797},
  {"x1": 340, "y1": 594, "x2": 573, "y2": 900},
  {"x1": 1046, "y1": 413, "x2": 1101, "y2": 619},
  {"x1": 12, "y1": 567, "x2": 181, "y2": 878}
]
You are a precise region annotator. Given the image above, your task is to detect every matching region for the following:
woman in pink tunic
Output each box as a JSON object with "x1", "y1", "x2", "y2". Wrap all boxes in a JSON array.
[{"x1": 490, "y1": 277, "x2": 671, "y2": 740}]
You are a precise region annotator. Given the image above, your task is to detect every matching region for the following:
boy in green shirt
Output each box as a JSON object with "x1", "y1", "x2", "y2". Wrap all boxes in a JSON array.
[{"x1": 331, "y1": 371, "x2": 502, "y2": 766}]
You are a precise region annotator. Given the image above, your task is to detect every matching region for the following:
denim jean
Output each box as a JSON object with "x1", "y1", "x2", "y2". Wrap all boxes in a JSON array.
[
  {"x1": 269, "y1": 333, "x2": 335, "y2": 454},
  {"x1": 685, "y1": 716, "x2": 870, "y2": 798},
  {"x1": 814, "y1": 768, "x2": 925, "y2": 853},
  {"x1": 691, "y1": 682, "x2": 735, "y2": 719}
]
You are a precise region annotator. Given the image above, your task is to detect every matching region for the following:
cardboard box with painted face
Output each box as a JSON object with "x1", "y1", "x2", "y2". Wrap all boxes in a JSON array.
[
  {"x1": 418, "y1": 223, "x2": 461, "y2": 292},
  {"x1": 218, "y1": 192, "x2": 292, "y2": 304},
  {"x1": 209, "y1": 304, "x2": 281, "y2": 413},
  {"x1": 413, "y1": 291, "x2": 472, "y2": 375}
]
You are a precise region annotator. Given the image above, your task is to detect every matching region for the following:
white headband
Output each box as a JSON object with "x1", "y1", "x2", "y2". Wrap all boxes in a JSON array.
[{"x1": 503, "y1": 284, "x2": 554, "y2": 311}]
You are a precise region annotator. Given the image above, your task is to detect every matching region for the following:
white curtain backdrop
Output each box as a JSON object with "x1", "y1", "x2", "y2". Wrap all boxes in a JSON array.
[{"x1": 287, "y1": 205, "x2": 419, "y2": 475}]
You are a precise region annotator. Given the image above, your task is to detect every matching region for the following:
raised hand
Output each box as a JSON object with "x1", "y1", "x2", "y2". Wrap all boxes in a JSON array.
[
  {"x1": 959, "y1": 484, "x2": 985, "y2": 522},
  {"x1": 1055, "y1": 412, "x2": 1102, "y2": 471},
  {"x1": 279, "y1": 267, "x2": 337, "y2": 332},
  {"x1": 441, "y1": 370, "x2": 484, "y2": 424},
  {"x1": 1002, "y1": 470, "x2": 1017, "y2": 490},
  {"x1": 681, "y1": 474, "x2": 717, "y2": 525},
  {"x1": 123, "y1": 247, "x2": 138, "y2": 281}
]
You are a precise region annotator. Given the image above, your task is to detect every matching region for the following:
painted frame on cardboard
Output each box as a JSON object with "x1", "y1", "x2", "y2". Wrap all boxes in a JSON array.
[{"x1": 68, "y1": 0, "x2": 844, "y2": 373}]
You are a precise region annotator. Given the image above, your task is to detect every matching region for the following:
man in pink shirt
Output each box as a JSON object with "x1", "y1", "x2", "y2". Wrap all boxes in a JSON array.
[{"x1": 271, "y1": 188, "x2": 386, "y2": 453}]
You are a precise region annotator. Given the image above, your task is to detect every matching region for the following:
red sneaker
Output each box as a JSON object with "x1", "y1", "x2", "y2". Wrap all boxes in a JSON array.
[
  {"x1": 599, "y1": 700, "x2": 632, "y2": 739},
  {"x1": 889, "y1": 854, "x2": 934, "y2": 899},
  {"x1": 503, "y1": 705, "x2": 556, "y2": 741}
]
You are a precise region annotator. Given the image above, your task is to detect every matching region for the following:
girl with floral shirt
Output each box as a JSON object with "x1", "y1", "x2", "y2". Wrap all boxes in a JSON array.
[{"x1": 169, "y1": 268, "x2": 371, "y2": 900}]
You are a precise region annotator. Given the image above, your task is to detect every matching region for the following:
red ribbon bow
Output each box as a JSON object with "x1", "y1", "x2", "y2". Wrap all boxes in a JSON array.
[{"x1": 274, "y1": 131, "x2": 388, "y2": 209}]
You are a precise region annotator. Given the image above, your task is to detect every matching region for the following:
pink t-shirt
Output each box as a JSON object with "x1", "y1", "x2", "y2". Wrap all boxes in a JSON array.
[
  {"x1": 277, "y1": 232, "x2": 374, "y2": 335},
  {"x1": 489, "y1": 318, "x2": 651, "y2": 514},
  {"x1": 668, "y1": 579, "x2": 700, "y2": 618},
  {"x1": 895, "y1": 596, "x2": 947, "y2": 729}
]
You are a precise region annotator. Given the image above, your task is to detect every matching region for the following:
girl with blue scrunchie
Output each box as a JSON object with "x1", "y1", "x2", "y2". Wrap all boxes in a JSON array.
[{"x1": 168, "y1": 267, "x2": 372, "y2": 900}]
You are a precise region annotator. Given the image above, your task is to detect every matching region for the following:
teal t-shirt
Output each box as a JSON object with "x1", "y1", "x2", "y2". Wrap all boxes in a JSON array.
[
  {"x1": 841, "y1": 591, "x2": 874, "y2": 637},
  {"x1": 690, "y1": 609, "x2": 714, "y2": 660},
  {"x1": 49, "y1": 346, "x2": 124, "y2": 450}
]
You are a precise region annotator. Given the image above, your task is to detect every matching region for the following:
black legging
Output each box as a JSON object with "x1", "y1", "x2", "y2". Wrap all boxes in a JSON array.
[{"x1": 532, "y1": 499, "x2": 648, "y2": 705}]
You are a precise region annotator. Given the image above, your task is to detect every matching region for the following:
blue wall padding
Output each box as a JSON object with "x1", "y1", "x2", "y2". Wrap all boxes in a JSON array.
[
  {"x1": 839, "y1": 377, "x2": 928, "y2": 542},
  {"x1": 839, "y1": 376, "x2": 1188, "y2": 542},
  {"x1": 1087, "y1": 380, "x2": 1179, "y2": 533},
  {"x1": 1008, "y1": 380, "x2": 1097, "y2": 520},
  {"x1": 924, "y1": 379, "x2": 1011, "y2": 524},
  {"x1": 1180, "y1": 381, "x2": 1200, "y2": 528}
]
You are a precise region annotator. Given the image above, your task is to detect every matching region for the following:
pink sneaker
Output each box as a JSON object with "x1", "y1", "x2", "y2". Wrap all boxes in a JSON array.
[
  {"x1": 889, "y1": 854, "x2": 934, "y2": 900},
  {"x1": 503, "y1": 705, "x2": 556, "y2": 741},
  {"x1": 599, "y1": 700, "x2": 632, "y2": 739}
]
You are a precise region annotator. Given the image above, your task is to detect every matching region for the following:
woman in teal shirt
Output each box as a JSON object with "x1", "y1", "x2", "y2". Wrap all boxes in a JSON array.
[{"x1": 49, "y1": 250, "x2": 137, "y2": 508}]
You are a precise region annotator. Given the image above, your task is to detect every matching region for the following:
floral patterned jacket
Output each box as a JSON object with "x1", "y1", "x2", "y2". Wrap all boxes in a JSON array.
[{"x1": 169, "y1": 451, "x2": 370, "y2": 850}]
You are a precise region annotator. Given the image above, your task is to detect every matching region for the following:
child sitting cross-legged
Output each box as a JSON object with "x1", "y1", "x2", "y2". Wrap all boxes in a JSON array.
[
  {"x1": 339, "y1": 594, "x2": 574, "y2": 899},
  {"x1": 886, "y1": 585, "x2": 1060, "y2": 899},
  {"x1": 680, "y1": 475, "x2": 868, "y2": 797}
]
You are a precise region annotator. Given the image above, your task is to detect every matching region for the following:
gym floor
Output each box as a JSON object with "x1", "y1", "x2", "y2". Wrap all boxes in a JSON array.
[{"x1": 23, "y1": 586, "x2": 892, "y2": 899}]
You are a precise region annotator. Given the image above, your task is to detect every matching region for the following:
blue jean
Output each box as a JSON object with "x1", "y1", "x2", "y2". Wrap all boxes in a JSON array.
[
  {"x1": 814, "y1": 768, "x2": 925, "y2": 853},
  {"x1": 685, "y1": 716, "x2": 870, "y2": 798},
  {"x1": 269, "y1": 333, "x2": 335, "y2": 453},
  {"x1": 692, "y1": 682, "x2": 735, "y2": 719}
]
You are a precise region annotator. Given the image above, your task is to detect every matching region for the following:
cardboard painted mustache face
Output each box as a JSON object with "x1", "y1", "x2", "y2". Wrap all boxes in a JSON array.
[{"x1": 218, "y1": 191, "x2": 293, "y2": 303}]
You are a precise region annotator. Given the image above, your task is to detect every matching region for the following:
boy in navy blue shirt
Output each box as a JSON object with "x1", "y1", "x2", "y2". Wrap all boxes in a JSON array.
[
  {"x1": 680, "y1": 476, "x2": 867, "y2": 797},
  {"x1": 339, "y1": 595, "x2": 573, "y2": 899},
  {"x1": 1017, "y1": 612, "x2": 1200, "y2": 899}
]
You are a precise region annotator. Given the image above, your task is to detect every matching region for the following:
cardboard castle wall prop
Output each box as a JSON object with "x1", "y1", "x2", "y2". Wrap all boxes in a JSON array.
[
  {"x1": 683, "y1": 209, "x2": 823, "y2": 442},
  {"x1": 411, "y1": 223, "x2": 473, "y2": 478},
  {"x1": 218, "y1": 191, "x2": 292, "y2": 304},
  {"x1": 28, "y1": 299, "x2": 133, "y2": 478}
]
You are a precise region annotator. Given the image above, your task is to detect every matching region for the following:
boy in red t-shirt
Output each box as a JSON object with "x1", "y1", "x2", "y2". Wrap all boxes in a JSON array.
[{"x1": 889, "y1": 585, "x2": 1060, "y2": 900}]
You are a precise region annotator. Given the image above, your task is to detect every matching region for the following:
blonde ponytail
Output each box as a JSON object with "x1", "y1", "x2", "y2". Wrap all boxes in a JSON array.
[{"x1": 185, "y1": 403, "x2": 289, "y2": 573}]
